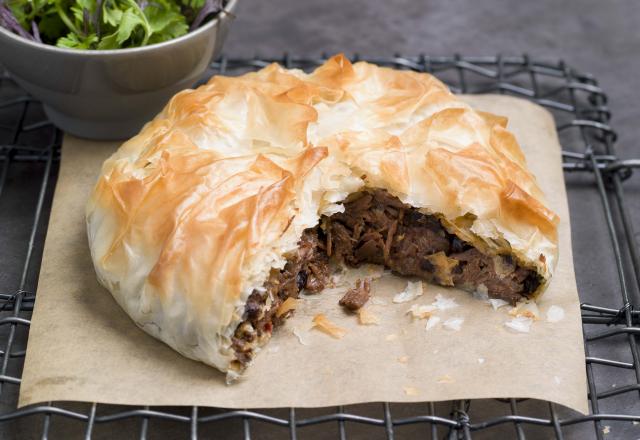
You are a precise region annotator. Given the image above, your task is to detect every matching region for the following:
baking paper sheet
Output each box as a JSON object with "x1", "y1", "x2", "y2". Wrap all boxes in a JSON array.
[{"x1": 18, "y1": 95, "x2": 589, "y2": 414}]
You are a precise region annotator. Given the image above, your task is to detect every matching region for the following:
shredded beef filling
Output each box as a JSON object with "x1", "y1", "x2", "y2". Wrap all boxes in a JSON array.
[
  {"x1": 339, "y1": 278, "x2": 371, "y2": 311},
  {"x1": 231, "y1": 188, "x2": 542, "y2": 368},
  {"x1": 326, "y1": 189, "x2": 541, "y2": 303},
  {"x1": 230, "y1": 229, "x2": 330, "y2": 371}
]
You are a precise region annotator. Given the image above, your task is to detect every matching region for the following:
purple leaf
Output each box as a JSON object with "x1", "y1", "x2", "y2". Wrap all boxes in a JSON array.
[
  {"x1": 189, "y1": 0, "x2": 222, "y2": 31},
  {"x1": 0, "y1": 4, "x2": 35, "y2": 41},
  {"x1": 95, "y1": 0, "x2": 102, "y2": 37},
  {"x1": 31, "y1": 20, "x2": 41, "y2": 43},
  {"x1": 83, "y1": 8, "x2": 90, "y2": 35}
]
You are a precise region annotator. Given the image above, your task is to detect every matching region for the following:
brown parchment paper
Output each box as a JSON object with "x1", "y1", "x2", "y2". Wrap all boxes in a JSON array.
[{"x1": 18, "y1": 95, "x2": 589, "y2": 414}]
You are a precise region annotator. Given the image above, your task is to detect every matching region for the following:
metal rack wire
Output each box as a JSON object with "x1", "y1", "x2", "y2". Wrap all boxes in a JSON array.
[{"x1": 0, "y1": 54, "x2": 639, "y2": 439}]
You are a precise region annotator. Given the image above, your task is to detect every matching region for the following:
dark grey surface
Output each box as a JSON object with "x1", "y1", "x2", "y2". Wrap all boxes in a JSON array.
[{"x1": 1, "y1": 1, "x2": 639, "y2": 438}]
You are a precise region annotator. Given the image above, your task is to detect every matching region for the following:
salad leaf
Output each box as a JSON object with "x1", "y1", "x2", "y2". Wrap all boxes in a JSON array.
[
  {"x1": 115, "y1": 7, "x2": 148, "y2": 45},
  {"x1": 57, "y1": 30, "x2": 98, "y2": 48},
  {"x1": 0, "y1": 3, "x2": 35, "y2": 40},
  {"x1": 0, "y1": 0, "x2": 223, "y2": 49},
  {"x1": 38, "y1": 9, "x2": 67, "y2": 40},
  {"x1": 189, "y1": 0, "x2": 220, "y2": 31}
]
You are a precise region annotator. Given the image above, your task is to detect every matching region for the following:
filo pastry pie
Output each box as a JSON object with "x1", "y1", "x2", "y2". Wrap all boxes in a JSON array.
[{"x1": 86, "y1": 54, "x2": 559, "y2": 379}]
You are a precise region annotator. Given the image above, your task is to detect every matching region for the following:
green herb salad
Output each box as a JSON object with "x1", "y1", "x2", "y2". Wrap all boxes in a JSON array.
[{"x1": 0, "y1": 0, "x2": 223, "y2": 49}]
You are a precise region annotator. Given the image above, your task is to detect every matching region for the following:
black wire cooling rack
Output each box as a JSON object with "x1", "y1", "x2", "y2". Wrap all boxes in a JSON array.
[{"x1": 0, "y1": 55, "x2": 639, "y2": 439}]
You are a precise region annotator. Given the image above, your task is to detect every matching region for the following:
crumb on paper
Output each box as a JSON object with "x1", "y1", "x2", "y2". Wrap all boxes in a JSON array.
[
  {"x1": 443, "y1": 317, "x2": 464, "y2": 331},
  {"x1": 554, "y1": 376, "x2": 562, "y2": 385},
  {"x1": 432, "y1": 293, "x2": 458, "y2": 310},
  {"x1": 509, "y1": 301, "x2": 540, "y2": 320},
  {"x1": 398, "y1": 356, "x2": 409, "y2": 364},
  {"x1": 546, "y1": 305, "x2": 565, "y2": 323},
  {"x1": 292, "y1": 327, "x2": 310, "y2": 346},
  {"x1": 276, "y1": 297, "x2": 299, "y2": 318},
  {"x1": 357, "y1": 308, "x2": 379, "y2": 325},
  {"x1": 632, "y1": 420, "x2": 639, "y2": 425},
  {"x1": 478, "y1": 358, "x2": 485, "y2": 364},
  {"x1": 602, "y1": 425, "x2": 610, "y2": 434},
  {"x1": 339, "y1": 278, "x2": 371, "y2": 311},
  {"x1": 437, "y1": 375, "x2": 454, "y2": 384},
  {"x1": 504, "y1": 316, "x2": 533, "y2": 333},
  {"x1": 518, "y1": 301, "x2": 541, "y2": 319},
  {"x1": 425, "y1": 315, "x2": 441, "y2": 331},
  {"x1": 403, "y1": 386, "x2": 419, "y2": 396},
  {"x1": 489, "y1": 298, "x2": 509, "y2": 310},
  {"x1": 267, "y1": 345, "x2": 280, "y2": 354},
  {"x1": 385, "y1": 333, "x2": 399, "y2": 341},
  {"x1": 312, "y1": 314, "x2": 347, "y2": 339},
  {"x1": 393, "y1": 281, "x2": 424, "y2": 303},
  {"x1": 406, "y1": 304, "x2": 436, "y2": 319}
]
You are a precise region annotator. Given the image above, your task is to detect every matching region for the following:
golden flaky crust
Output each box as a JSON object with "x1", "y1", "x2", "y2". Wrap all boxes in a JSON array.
[{"x1": 86, "y1": 54, "x2": 559, "y2": 373}]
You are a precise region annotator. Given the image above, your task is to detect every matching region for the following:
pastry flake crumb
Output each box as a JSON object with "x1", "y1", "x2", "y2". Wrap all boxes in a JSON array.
[
  {"x1": 357, "y1": 308, "x2": 380, "y2": 325},
  {"x1": 275, "y1": 297, "x2": 299, "y2": 318},
  {"x1": 478, "y1": 357, "x2": 485, "y2": 364},
  {"x1": 425, "y1": 315, "x2": 441, "y2": 331},
  {"x1": 509, "y1": 301, "x2": 540, "y2": 320},
  {"x1": 602, "y1": 425, "x2": 610, "y2": 434},
  {"x1": 443, "y1": 317, "x2": 464, "y2": 331},
  {"x1": 432, "y1": 293, "x2": 458, "y2": 310},
  {"x1": 554, "y1": 376, "x2": 562, "y2": 385},
  {"x1": 518, "y1": 301, "x2": 541, "y2": 319},
  {"x1": 385, "y1": 333, "x2": 399, "y2": 341},
  {"x1": 437, "y1": 375, "x2": 454, "y2": 384},
  {"x1": 504, "y1": 316, "x2": 533, "y2": 333},
  {"x1": 397, "y1": 355, "x2": 409, "y2": 364},
  {"x1": 312, "y1": 314, "x2": 347, "y2": 339},
  {"x1": 406, "y1": 304, "x2": 436, "y2": 319},
  {"x1": 393, "y1": 281, "x2": 424, "y2": 303},
  {"x1": 546, "y1": 305, "x2": 565, "y2": 323},
  {"x1": 403, "y1": 386, "x2": 419, "y2": 396},
  {"x1": 292, "y1": 327, "x2": 310, "y2": 346}
]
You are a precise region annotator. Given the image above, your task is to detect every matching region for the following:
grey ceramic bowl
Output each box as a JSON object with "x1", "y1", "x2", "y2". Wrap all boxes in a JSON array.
[{"x1": 0, "y1": 0, "x2": 237, "y2": 140}]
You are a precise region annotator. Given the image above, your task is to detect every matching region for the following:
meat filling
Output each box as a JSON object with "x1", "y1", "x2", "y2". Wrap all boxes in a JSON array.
[
  {"x1": 326, "y1": 189, "x2": 541, "y2": 303},
  {"x1": 229, "y1": 230, "x2": 330, "y2": 372},
  {"x1": 339, "y1": 278, "x2": 371, "y2": 311},
  {"x1": 231, "y1": 188, "x2": 542, "y2": 369}
]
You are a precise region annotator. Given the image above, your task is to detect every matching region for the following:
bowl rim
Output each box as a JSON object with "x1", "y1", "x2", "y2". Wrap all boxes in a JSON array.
[{"x1": 0, "y1": 0, "x2": 237, "y2": 57}]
